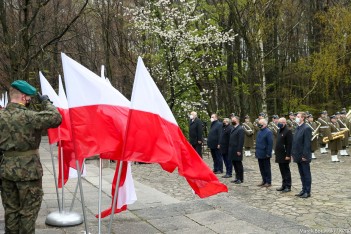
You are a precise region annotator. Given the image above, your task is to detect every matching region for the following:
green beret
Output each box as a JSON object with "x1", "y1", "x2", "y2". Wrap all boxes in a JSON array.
[{"x1": 11, "y1": 80, "x2": 37, "y2": 96}]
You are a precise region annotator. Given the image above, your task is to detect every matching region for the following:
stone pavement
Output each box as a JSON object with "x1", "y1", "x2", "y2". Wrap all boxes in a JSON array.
[{"x1": 0, "y1": 137, "x2": 350, "y2": 233}]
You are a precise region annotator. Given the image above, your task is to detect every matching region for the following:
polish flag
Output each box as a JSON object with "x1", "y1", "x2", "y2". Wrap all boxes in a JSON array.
[
  {"x1": 61, "y1": 53, "x2": 136, "y2": 216},
  {"x1": 122, "y1": 57, "x2": 228, "y2": 198},
  {"x1": 40, "y1": 73, "x2": 83, "y2": 187},
  {"x1": 39, "y1": 72, "x2": 71, "y2": 144},
  {"x1": 61, "y1": 53, "x2": 130, "y2": 160}
]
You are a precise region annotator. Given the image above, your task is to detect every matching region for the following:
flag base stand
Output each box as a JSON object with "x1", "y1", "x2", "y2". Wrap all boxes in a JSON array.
[{"x1": 45, "y1": 211, "x2": 83, "y2": 227}]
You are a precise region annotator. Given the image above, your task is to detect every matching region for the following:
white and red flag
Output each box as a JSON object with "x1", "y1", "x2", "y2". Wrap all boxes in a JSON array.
[
  {"x1": 40, "y1": 72, "x2": 83, "y2": 187},
  {"x1": 122, "y1": 57, "x2": 228, "y2": 198},
  {"x1": 60, "y1": 53, "x2": 136, "y2": 217}
]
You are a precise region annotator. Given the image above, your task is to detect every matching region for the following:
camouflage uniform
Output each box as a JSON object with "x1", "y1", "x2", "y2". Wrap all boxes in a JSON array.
[{"x1": 0, "y1": 101, "x2": 62, "y2": 233}]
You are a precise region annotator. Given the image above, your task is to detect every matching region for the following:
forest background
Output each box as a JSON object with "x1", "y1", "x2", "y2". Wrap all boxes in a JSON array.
[{"x1": 1, "y1": 0, "x2": 350, "y2": 135}]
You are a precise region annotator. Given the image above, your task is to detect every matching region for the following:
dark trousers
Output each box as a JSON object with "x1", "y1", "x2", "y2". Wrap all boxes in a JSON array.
[
  {"x1": 222, "y1": 153, "x2": 232, "y2": 176},
  {"x1": 210, "y1": 148, "x2": 223, "y2": 172},
  {"x1": 192, "y1": 143, "x2": 202, "y2": 158},
  {"x1": 258, "y1": 158, "x2": 271, "y2": 184},
  {"x1": 297, "y1": 162, "x2": 312, "y2": 194},
  {"x1": 278, "y1": 163, "x2": 291, "y2": 189},
  {"x1": 232, "y1": 161, "x2": 244, "y2": 181}
]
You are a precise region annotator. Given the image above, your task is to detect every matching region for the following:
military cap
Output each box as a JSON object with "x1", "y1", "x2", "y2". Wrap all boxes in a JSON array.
[
  {"x1": 342, "y1": 107, "x2": 347, "y2": 112},
  {"x1": 288, "y1": 112, "x2": 294, "y2": 116},
  {"x1": 330, "y1": 115, "x2": 336, "y2": 119},
  {"x1": 341, "y1": 110, "x2": 347, "y2": 114},
  {"x1": 229, "y1": 113, "x2": 235, "y2": 117},
  {"x1": 11, "y1": 80, "x2": 37, "y2": 96},
  {"x1": 258, "y1": 112, "x2": 265, "y2": 117},
  {"x1": 320, "y1": 110, "x2": 327, "y2": 115},
  {"x1": 335, "y1": 112, "x2": 340, "y2": 115},
  {"x1": 244, "y1": 115, "x2": 250, "y2": 119},
  {"x1": 272, "y1": 115, "x2": 279, "y2": 119},
  {"x1": 307, "y1": 114, "x2": 313, "y2": 118}
]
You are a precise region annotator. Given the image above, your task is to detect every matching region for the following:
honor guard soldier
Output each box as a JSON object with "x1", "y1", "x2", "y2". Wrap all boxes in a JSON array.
[
  {"x1": 0, "y1": 80, "x2": 62, "y2": 233},
  {"x1": 338, "y1": 110, "x2": 350, "y2": 156},
  {"x1": 317, "y1": 110, "x2": 331, "y2": 154},
  {"x1": 306, "y1": 114, "x2": 320, "y2": 159},
  {"x1": 268, "y1": 115, "x2": 279, "y2": 154},
  {"x1": 286, "y1": 112, "x2": 298, "y2": 134},
  {"x1": 327, "y1": 115, "x2": 343, "y2": 162},
  {"x1": 242, "y1": 115, "x2": 255, "y2": 157},
  {"x1": 254, "y1": 112, "x2": 266, "y2": 136}
]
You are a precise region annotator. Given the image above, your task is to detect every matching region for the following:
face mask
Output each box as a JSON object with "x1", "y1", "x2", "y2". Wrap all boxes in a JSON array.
[
  {"x1": 277, "y1": 123, "x2": 284, "y2": 128},
  {"x1": 210, "y1": 117, "x2": 215, "y2": 122},
  {"x1": 258, "y1": 124, "x2": 263, "y2": 129},
  {"x1": 232, "y1": 121, "x2": 237, "y2": 125},
  {"x1": 25, "y1": 98, "x2": 31, "y2": 108},
  {"x1": 189, "y1": 115, "x2": 194, "y2": 120},
  {"x1": 295, "y1": 117, "x2": 301, "y2": 124}
]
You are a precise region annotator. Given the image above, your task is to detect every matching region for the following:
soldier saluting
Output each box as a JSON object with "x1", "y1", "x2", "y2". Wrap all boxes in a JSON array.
[{"x1": 0, "y1": 80, "x2": 62, "y2": 233}]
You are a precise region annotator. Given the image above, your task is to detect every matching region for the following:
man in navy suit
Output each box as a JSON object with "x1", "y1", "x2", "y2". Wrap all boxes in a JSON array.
[
  {"x1": 291, "y1": 112, "x2": 312, "y2": 198},
  {"x1": 207, "y1": 113, "x2": 223, "y2": 173},
  {"x1": 228, "y1": 116, "x2": 245, "y2": 184},
  {"x1": 189, "y1": 111, "x2": 203, "y2": 158}
]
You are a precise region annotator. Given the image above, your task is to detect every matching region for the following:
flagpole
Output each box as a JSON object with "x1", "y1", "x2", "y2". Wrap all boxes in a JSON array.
[
  {"x1": 98, "y1": 158, "x2": 102, "y2": 234},
  {"x1": 45, "y1": 136, "x2": 83, "y2": 227},
  {"x1": 107, "y1": 160, "x2": 124, "y2": 234},
  {"x1": 76, "y1": 159, "x2": 89, "y2": 233},
  {"x1": 49, "y1": 144, "x2": 61, "y2": 212},
  {"x1": 69, "y1": 179, "x2": 80, "y2": 212},
  {"x1": 59, "y1": 140, "x2": 65, "y2": 212}
]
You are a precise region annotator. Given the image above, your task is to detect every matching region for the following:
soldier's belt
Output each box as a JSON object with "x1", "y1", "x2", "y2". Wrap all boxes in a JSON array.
[
  {"x1": 320, "y1": 126, "x2": 330, "y2": 128},
  {"x1": 3, "y1": 149, "x2": 39, "y2": 157}
]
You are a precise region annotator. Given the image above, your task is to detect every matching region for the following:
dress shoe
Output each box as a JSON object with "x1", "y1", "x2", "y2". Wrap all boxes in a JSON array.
[
  {"x1": 214, "y1": 171, "x2": 222, "y2": 174},
  {"x1": 234, "y1": 180, "x2": 242, "y2": 184},
  {"x1": 282, "y1": 188, "x2": 291, "y2": 193},
  {"x1": 257, "y1": 182, "x2": 265, "y2": 187},
  {"x1": 222, "y1": 174, "x2": 232, "y2": 178},
  {"x1": 262, "y1": 183, "x2": 271, "y2": 187},
  {"x1": 276, "y1": 186, "x2": 284, "y2": 191},
  {"x1": 299, "y1": 193, "x2": 311, "y2": 198},
  {"x1": 295, "y1": 191, "x2": 304, "y2": 196}
]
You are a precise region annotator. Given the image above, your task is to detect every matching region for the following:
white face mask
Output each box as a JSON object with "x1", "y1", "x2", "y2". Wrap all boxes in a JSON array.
[
  {"x1": 295, "y1": 117, "x2": 301, "y2": 124},
  {"x1": 210, "y1": 117, "x2": 215, "y2": 122},
  {"x1": 189, "y1": 115, "x2": 194, "y2": 120}
]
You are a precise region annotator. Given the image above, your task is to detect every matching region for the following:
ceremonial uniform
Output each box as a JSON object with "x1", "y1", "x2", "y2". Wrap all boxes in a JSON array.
[
  {"x1": 328, "y1": 117, "x2": 342, "y2": 162},
  {"x1": 286, "y1": 112, "x2": 297, "y2": 134},
  {"x1": 0, "y1": 80, "x2": 62, "y2": 233},
  {"x1": 316, "y1": 113, "x2": 331, "y2": 154},
  {"x1": 338, "y1": 114, "x2": 350, "y2": 156},
  {"x1": 243, "y1": 116, "x2": 254, "y2": 157},
  {"x1": 267, "y1": 115, "x2": 279, "y2": 154},
  {"x1": 306, "y1": 117, "x2": 319, "y2": 159}
]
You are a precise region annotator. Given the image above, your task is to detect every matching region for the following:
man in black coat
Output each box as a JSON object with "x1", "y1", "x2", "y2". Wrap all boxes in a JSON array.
[
  {"x1": 219, "y1": 118, "x2": 233, "y2": 178},
  {"x1": 207, "y1": 113, "x2": 223, "y2": 173},
  {"x1": 189, "y1": 111, "x2": 203, "y2": 158},
  {"x1": 228, "y1": 116, "x2": 245, "y2": 184},
  {"x1": 275, "y1": 117, "x2": 293, "y2": 193},
  {"x1": 291, "y1": 112, "x2": 312, "y2": 198}
]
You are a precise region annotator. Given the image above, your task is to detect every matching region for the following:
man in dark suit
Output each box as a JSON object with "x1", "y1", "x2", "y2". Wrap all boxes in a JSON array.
[
  {"x1": 219, "y1": 118, "x2": 233, "y2": 178},
  {"x1": 207, "y1": 113, "x2": 223, "y2": 173},
  {"x1": 291, "y1": 112, "x2": 312, "y2": 198},
  {"x1": 189, "y1": 111, "x2": 203, "y2": 158},
  {"x1": 228, "y1": 116, "x2": 245, "y2": 184},
  {"x1": 275, "y1": 117, "x2": 293, "y2": 193}
]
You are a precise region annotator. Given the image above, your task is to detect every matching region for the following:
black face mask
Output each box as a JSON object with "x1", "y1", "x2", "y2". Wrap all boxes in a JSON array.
[
  {"x1": 258, "y1": 124, "x2": 263, "y2": 129},
  {"x1": 25, "y1": 99, "x2": 31, "y2": 108},
  {"x1": 232, "y1": 121, "x2": 237, "y2": 125}
]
